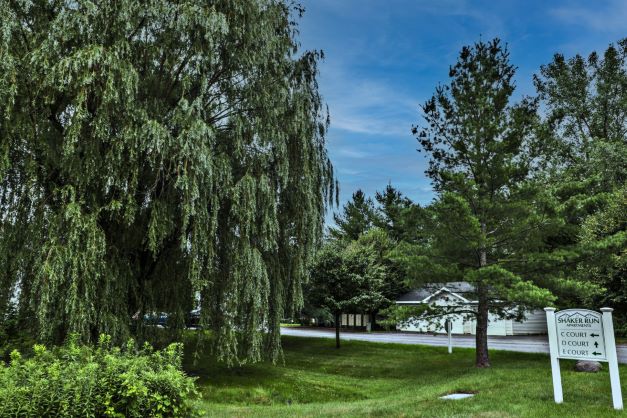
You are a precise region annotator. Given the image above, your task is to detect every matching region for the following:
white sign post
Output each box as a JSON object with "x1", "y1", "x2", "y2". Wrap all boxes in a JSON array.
[
  {"x1": 445, "y1": 319, "x2": 452, "y2": 354},
  {"x1": 545, "y1": 307, "x2": 623, "y2": 410},
  {"x1": 545, "y1": 307, "x2": 563, "y2": 404},
  {"x1": 601, "y1": 308, "x2": 623, "y2": 410}
]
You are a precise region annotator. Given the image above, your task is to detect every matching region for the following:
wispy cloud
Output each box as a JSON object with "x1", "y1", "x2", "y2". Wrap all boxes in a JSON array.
[
  {"x1": 332, "y1": 112, "x2": 415, "y2": 137},
  {"x1": 337, "y1": 167, "x2": 362, "y2": 176},
  {"x1": 301, "y1": 0, "x2": 509, "y2": 139},
  {"x1": 335, "y1": 147, "x2": 373, "y2": 159},
  {"x1": 308, "y1": 0, "x2": 506, "y2": 36},
  {"x1": 324, "y1": 74, "x2": 420, "y2": 137},
  {"x1": 550, "y1": 0, "x2": 627, "y2": 32}
]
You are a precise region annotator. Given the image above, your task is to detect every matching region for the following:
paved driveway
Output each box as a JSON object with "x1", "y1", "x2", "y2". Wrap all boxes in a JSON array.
[{"x1": 281, "y1": 327, "x2": 627, "y2": 364}]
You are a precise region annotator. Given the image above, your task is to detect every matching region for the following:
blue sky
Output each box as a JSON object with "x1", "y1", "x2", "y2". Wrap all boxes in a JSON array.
[{"x1": 296, "y1": 0, "x2": 627, "y2": 221}]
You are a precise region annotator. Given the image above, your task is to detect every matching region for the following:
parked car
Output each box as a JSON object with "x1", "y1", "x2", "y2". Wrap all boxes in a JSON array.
[
  {"x1": 186, "y1": 309, "x2": 201, "y2": 328},
  {"x1": 141, "y1": 310, "x2": 202, "y2": 329},
  {"x1": 143, "y1": 312, "x2": 169, "y2": 327}
]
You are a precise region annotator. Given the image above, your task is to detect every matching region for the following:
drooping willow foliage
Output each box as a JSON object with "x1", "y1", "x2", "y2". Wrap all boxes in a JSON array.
[{"x1": 0, "y1": 0, "x2": 335, "y2": 364}]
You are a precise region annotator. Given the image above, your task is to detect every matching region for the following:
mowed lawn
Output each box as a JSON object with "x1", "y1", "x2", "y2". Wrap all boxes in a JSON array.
[{"x1": 184, "y1": 335, "x2": 627, "y2": 417}]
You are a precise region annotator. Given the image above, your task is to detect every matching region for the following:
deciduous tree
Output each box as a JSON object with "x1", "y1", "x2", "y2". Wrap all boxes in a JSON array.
[
  {"x1": 0, "y1": 0, "x2": 334, "y2": 365},
  {"x1": 307, "y1": 239, "x2": 387, "y2": 348}
]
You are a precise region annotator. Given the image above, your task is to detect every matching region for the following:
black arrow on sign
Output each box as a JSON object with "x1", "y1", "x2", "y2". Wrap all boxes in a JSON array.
[
  {"x1": 592, "y1": 351, "x2": 602, "y2": 356},
  {"x1": 590, "y1": 333, "x2": 600, "y2": 337},
  {"x1": 594, "y1": 341, "x2": 599, "y2": 348}
]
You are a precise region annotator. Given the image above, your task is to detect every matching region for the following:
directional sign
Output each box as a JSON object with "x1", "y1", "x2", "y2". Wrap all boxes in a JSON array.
[
  {"x1": 545, "y1": 307, "x2": 623, "y2": 410},
  {"x1": 555, "y1": 309, "x2": 606, "y2": 361}
]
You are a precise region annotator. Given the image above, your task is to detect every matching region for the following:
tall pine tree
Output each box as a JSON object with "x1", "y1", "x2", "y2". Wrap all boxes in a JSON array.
[
  {"x1": 374, "y1": 184, "x2": 415, "y2": 242},
  {"x1": 413, "y1": 39, "x2": 556, "y2": 367},
  {"x1": 330, "y1": 189, "x2": 376, "y2": 241}
]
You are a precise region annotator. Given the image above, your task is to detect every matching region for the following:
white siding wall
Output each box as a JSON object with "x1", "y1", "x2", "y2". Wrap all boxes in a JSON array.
[
  {"x1": 398, "y1": 309, "x2": 548, "y2": 335},
  {"x1": 487, "y1": 313, "x2": 511, "y2": 336},
  {"x1": 506, "y1": 318, "x2": 514, "y2": 335},
  {"x1": 512, "y1": 309, "x2": 548, "y2": 334},
  {"x1": 396, "y1": 292, "x2": 549, "y2": 336},
  {"x1": 444, "y1": 315, "x2": 512, "y2": 336},
  {"x1": 341, "y1": 314, "x2": 370, "y2": 327}
]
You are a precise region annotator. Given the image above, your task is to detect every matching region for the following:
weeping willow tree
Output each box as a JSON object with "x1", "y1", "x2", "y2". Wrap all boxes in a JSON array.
[{"x1": 0, "y1": 0, "x2": 335, "y2": 364}]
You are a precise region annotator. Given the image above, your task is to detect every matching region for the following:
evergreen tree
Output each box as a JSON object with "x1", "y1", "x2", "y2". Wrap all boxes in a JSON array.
[
  {"x1": 374, "y1": 184, "x2": 416, "y2": 242},
  {"x1": 413, "y1": 39, "x2": 557, "y2": 367},
  {"x1": 533, "y1": 39, "x2": 627, "y2": 247},
  {"x1": 330, "y1": 189, "x2": 376, "y2": 241},
  {"x1": 579, "y1": 186, "x2": 627, "y2": 330},
  {"x1": 0, "y1": 0, "x2": 334, "y2": 365},
  {"x1": 317, "y1": 186, "x2": 416, "y2": 332},
  {"x1": 534, "y1": 39, "x2": 627, "y2": 325}
]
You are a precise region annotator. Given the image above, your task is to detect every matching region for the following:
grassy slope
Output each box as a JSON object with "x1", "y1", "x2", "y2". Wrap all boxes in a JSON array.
[{"x1": 185, "y1": 336, "x2": 627, "y2": 417}]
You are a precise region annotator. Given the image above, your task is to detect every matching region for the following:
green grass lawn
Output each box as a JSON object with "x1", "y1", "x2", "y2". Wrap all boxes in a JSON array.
[{"x1": 184, "y1": 336, "x2": 627, "y2": 417}]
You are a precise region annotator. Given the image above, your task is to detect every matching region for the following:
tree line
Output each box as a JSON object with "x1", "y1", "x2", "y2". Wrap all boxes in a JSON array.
[{"x1": 305, "y1": 38, "x2": 627, "y2": 368}]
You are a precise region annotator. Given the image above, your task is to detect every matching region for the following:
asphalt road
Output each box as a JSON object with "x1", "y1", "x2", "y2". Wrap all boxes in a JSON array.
[{"x1": 281, "y1": 327, "x2": 627, "y2": 364}]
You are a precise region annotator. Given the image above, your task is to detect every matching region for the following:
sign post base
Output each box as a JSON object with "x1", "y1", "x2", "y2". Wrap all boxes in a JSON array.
[
  {"x1": 601, "y1": 308, "x2": 623, "y2": 410},
  {"x1": 446, "y1": 319, "x2": 452, "y2": 354},
  {"x1": 544, "y1": 307, "x2": 563, "y2": 404}
]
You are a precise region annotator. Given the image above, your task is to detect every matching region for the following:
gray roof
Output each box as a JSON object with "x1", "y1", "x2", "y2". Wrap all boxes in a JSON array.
[{"x1": 396, "y1": 282, "x2": 475, "y2": 302}]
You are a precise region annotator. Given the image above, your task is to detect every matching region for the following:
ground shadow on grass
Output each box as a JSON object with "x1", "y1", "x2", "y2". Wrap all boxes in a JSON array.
[
  {"x1": 183, "y1": 334, "x2": 532, "y2": 406},
  {"x1": 300, "y1": 338, "x2": 477, "y2": 379},
  {"x1": 185, "y1": 334, "x2": 627, "y2": 417},
  {"x1": 182, "y1": 335, "x2": 370, "y2": 405}
]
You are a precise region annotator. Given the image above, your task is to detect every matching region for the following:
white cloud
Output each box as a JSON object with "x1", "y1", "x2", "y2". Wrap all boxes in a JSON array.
[
  {"x1": 335, "y1": 147, "x2": 373, "y2": 159},
  {"x1": 337, "y1": 167, "x2": 362, "y2": 176},
  {"x1": 332, "y1": 113, "x2": 413, "y2": 137},
  {"x1": 550, "y1": 0, "x2": 627, "y2": 32},
  {"x1": 323, "y1": 72, "x2": 420, "y2": 137}
]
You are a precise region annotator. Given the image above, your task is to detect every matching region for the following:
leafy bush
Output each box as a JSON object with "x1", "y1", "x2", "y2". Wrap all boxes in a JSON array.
[{"x1": 0, "y1": 335, "x2": 197, "y2": 417}]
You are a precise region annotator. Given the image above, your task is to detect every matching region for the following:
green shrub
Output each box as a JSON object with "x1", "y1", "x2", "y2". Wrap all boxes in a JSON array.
[{"x1": 0, "y1": 335, "x2": 198, "y2": 417}]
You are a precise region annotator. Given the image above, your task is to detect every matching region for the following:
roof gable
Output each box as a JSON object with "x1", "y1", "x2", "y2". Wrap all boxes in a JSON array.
[
  {"x1": 422, "y1": 287, "x2": 470, "y2": 303},
  {"x1": 396, "y1": 282, "x2": 476, "y2": 304}
]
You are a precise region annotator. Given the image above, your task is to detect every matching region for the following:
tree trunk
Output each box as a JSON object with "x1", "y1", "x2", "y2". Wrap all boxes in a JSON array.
[
  {"x1": 335, "y1": 312, "x2": 341, "y2": 349},
  {"x1": 370, "y1": 310, "x2": 377, "y2": 330},
  {"x1": 475, "y1": 286, "x2": 490, "y2": 367},
  {"x1": 475, "y1": 222, "x2": 491, "y2": 368}
]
